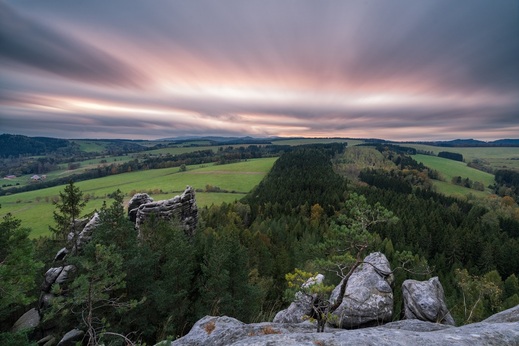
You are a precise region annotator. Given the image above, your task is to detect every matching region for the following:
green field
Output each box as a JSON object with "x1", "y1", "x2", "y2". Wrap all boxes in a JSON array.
[
  {"x1": 0, "y1": 158, "x2": 277, "y2": 238},
  {"x1": 413, "y1": 154, "x2": 495, "y2": 196},
  {"x1": 407, "y1": 144, "x2": 519, "y2": 172}
]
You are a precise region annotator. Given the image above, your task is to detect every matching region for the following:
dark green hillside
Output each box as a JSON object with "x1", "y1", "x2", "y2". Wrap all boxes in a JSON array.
[
  {"x1": 245, "y1": 146, "x2": 347, "y2": 213},
  {"x1": 0, "y1": 134, "x2": 73, "y2": 157}
]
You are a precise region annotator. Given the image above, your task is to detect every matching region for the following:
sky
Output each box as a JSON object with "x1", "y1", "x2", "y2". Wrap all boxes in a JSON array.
[{"x1": 1, "y1": 0, "x2": 518, "y2": 141}]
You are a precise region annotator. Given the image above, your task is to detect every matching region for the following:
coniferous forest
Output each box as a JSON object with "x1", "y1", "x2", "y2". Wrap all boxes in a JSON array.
[{"x1": 2, "y1": 143, "x2": 519, "y2": 345}]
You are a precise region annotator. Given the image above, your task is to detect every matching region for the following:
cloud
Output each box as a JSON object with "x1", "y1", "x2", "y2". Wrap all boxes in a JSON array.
[
  {"x1": 0, "y1": 2, "x2": 146, "y2": 88},
  {"x1": 1, "y1": 0, "x2": 518, "y2": 140}
]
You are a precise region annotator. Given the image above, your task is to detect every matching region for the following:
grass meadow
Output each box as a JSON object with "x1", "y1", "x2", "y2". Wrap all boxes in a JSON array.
[
  {"x1": 407, "y1": 144, "x2": 519, "y2": 172},
  {"x1": 0, "y1": 158, "x2": 277, "y2": 238},
  {"x1": 412, "y1": 154, "x2": 495, "y2": 197}
]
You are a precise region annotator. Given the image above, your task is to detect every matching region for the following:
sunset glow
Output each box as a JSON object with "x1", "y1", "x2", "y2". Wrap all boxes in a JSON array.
[{"x1": 1, "y1": 0, "x2": 518, "y2": 140}]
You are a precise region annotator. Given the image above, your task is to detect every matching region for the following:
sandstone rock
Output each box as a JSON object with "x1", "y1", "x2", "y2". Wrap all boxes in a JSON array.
[
  {"x1": 128, "y1": 193, "x2": 154, "y2": 223},
  {"x1": 57, "y1": 329, "x2": 84, "y2": 346},
  {"x1": 41, "y1": 267, "x2": 63, "y2": 292},
  {"x1": 54, "y1": 247, "x2": 68, "y2": 261},
  {"x1": 11, "y1": 308, "x2": 40, "y2": 332},
  {"x1": 163, "y1": 315, "x2": 315, "y2": 346},
  {"x1": 402, "y1": 277, "x2": 455, "y2": 325},
  {"x1": 483, "y1": 303, "x2": 519, "y2": 323},
  {"x1": 273, "y1": 274, "x2": 324, "y2": 323},
  {"x1": 41, "y1": 265, "x2": 76, "y2": 293},
  {"x1": 37, "y1": 335, "x2": 56, "y2": 346},
  {"x1": 135, "y1": 186, "x2": 198, "y2": 237},
  {"x1": 329, "y1": 252, "x2": 394, "y2": 329},
  {"x1": 40, "y1": 293, "x2": 54, "y2": 309},
  {"x1": 66, "y1": 218, "x2": 89, "y2": 243},
  {"x1": 55, "y1": 265, "x2": 76, "y2": 284},
  {"x1": 166, "y1": 307, "x2": 519, "y2": 346},
  {"x1": 69, "y1": 213, "x2": 100, "y2": 254}
]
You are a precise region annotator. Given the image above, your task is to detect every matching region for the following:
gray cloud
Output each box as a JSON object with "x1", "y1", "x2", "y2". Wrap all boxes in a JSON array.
[
  {"x1": 1, "y1": 0, "x2": 518, "y2": 140},
  {"x1": 0, "y1": 2, "x2": 146, "y2": 88}
]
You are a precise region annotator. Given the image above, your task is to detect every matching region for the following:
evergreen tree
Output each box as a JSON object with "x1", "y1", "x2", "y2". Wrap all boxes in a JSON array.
[
  {"x1": 49, "y1": 181, "x2": 86, "y2": 241},
  {"x1": 49, "y1": 243, "x2": 137, "y2": 346},
  {"x1": 0, "y1": 211, "x2": 43, "y2": 323}
]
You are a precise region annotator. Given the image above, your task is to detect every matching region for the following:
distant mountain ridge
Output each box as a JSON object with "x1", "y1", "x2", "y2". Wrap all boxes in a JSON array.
[
  {"x1": 409, "y1": 138, "x2": 519, "y2": 147},
  {"x1": 2, "y1": 133, "x2": 519, "y2": 158}
]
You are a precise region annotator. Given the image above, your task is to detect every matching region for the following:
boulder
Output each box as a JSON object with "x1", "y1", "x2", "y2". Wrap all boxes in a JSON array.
[
  {"x1": 329, "y1": 252, "x2": 394, "y2": 329},
  {"x1": 166, "y1": 306, "x2": 519, "y2": 346},
  {"x1": 57, "y1": 329, "x2": 84, "y2": 346},
  {"x1": 273, "y1": 274, "x2": 324, "y2": 323},
  {"x1": 41, "y1": 265, "x2": 76, "y2": 293},
  {"x1": 134, "y1": 186, "x2": 198, "y2": 237},
  {"x1": 11, "y1": 308, "x2": 40, "y2": 332},
  {"x1": 55, "y1": 265, "x2": 76, "y2": 285},
  {"x1": 402, "y1": 277, "x2": 455, "y2": 325},
  {"x1": 41, "y1": 267, "x2": 63, "y2": 292},
  {"x1": 40, "y1": 293, "x2": 54, "y2": 309}
]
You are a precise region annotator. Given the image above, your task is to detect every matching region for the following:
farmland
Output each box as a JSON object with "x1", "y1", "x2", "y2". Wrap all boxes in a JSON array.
[
  {"x1": 0, "y1": 158, "x2": 277, "y2": 238},
  {"x1": 412, "y1": 154, "x2": 495, "y2": 192},
  {"x1": 406, "y1": 144, "x2": 519, "y2": 172}
]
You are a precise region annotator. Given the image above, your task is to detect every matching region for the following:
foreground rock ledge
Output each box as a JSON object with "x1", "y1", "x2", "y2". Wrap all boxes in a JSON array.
[{"x1": 162, "y1": 305, "x2": 519, "y2": 346}]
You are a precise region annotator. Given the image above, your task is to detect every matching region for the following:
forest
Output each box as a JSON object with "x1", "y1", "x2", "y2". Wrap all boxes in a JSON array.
[{"x1": 1, "y1": 143, "x2": 519, "y2": 345}]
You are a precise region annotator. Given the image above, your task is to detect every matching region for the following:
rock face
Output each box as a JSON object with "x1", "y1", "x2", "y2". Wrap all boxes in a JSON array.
[
  {"x1": 273, "y1": 274, "x2": 324, "y2": 323},
  {"x1": 329, "y1": 252, "x2": 394, "y2": 329},
  {"x1": 134, "y1": 186, "x2": 198, "y2": 237},
  {"x1": 56, "y1": 328, "x2": 84, "y2": 346},
  {"x1": 402, "y1": 277, "x2": 455, "y2": 325},
  {"x1": 128, "y1": 193, "x2": 154, "y2": 223},
  {"x1": 166, "y1": 305, "x2": 519, "y2": 346},
  {"x1": 68, "y1": 213, "x2": 100, "y2": 254},
  {"x1": 11, "y1": 308, "x2": 40, "y2": 332}
]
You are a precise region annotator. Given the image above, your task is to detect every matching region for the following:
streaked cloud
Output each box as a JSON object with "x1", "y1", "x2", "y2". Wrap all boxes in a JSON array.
[{"x1": 0, "y1": 0, "x2": 518, "y2": 140}]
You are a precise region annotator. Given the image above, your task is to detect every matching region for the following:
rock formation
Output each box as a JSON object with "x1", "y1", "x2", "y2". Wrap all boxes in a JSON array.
[
  {"x1": 132, "y1": 186, "x2": 198, "y2": 237},
  {"x1": 165, "y1": 305, "x2": 519, "y2": 346},
  {"x1": 328, "y1": 252, "x2": 394, "y2": 329},
  {"x1": 127, "y1": 193, "x2": 154, "y2": 223},
  {"x1": 402, "y1": 277, "x2": 455, "y2": 325},
  {"x1": 273, "y1": 274, "x2": 324, "y2": 323}
]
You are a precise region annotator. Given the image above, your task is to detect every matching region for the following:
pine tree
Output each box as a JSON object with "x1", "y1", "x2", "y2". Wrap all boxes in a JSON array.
[
  {"x1": 49, "y1": 181, "x2": 86, "y2": 241},
  {"x1": 0, "y1": 211, "x2": 43, "y2": 322}
]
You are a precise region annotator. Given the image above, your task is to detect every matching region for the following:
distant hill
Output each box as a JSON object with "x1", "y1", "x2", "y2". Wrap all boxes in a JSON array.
[
  {"x1": 412, "y1": 138, "x2": 519, "y2": 147},
  {"x1": 0, "y1": 134, "x2": 72, "y2": 157},
  {"x1": 161, "y1": 136, "x2": 275, "y2": 145}
]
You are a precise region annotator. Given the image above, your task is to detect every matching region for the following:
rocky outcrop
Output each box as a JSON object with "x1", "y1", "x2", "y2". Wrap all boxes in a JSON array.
[
  {"x1": 402, "y1": 277, "x2": 455, "y2": 325},
  {"x1": 134, "y1": 186, "x2": 198, "y2": 237},
  {"x1": 68, "y1": 213, "x2": 100, "y2": 254},
  {"x1": 15, "y1": 187, "x2": 199, "y2": 341},
  {"x1": 483, "y1": 303, "x2": 519, "y2": 323},
  {"x1": 273, "y1": 274, "x2": 324, "y2": 323},
  {"x1": 329, "y1": 252, "x2": 394, "y2": 329},
  {"x1": 128, "y1": 193, "x2": 154, "y2": 223},
  {"x1": 165, "y1": 305, "x2": 519, "y2": 346}
]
